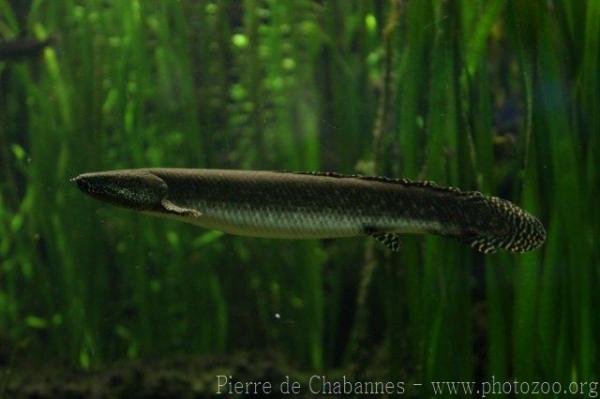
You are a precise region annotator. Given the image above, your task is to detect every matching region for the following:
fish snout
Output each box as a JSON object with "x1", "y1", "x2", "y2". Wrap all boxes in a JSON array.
[{"x1": 72, "y1": 170, "x2": 168, "y2": 210}]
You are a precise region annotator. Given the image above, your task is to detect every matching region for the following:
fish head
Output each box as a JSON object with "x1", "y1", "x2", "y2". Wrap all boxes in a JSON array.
[{"x1": 72, "y1": 170, "x2": 167, "y2": 211}]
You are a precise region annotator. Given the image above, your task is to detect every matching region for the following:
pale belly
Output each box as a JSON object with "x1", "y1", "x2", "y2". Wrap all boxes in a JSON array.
[{"x1": 149, "y1": 204, "x2": 444, "y2": 239}]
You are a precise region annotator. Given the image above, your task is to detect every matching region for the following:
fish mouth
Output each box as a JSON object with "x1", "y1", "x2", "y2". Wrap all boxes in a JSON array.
[
  {"x1": 71, "y1": 174, "x2": 96, "y2": 194},
  {"x1": 72, "y1": 170, "x2": 168, "y2": 210}
]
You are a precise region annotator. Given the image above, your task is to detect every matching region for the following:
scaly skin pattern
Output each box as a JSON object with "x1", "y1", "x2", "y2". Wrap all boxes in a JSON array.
[{"x1": 72, "y1": 168, "x2": 546, "y2": 253}]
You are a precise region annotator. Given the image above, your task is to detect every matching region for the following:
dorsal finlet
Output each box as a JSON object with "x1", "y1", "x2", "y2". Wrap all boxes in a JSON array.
[{"x1": 283, "y1": 170, "x2": 483, "y2": 198}]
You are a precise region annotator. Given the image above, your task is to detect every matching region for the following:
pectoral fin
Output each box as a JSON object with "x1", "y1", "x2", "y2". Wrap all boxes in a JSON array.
[{"x1": 160, "y1": 199, "x2": 202, "y2": 218}]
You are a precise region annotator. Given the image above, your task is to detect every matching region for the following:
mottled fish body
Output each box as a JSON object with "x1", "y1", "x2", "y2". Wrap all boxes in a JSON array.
[{"x1": 72, "y1": 168, "x2": 546, "y2": 253}]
